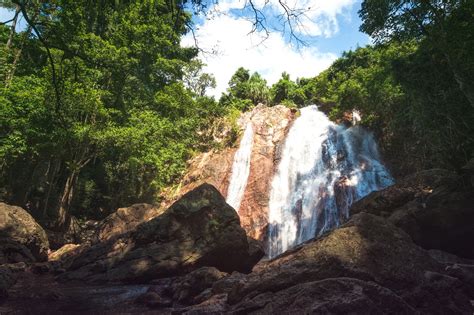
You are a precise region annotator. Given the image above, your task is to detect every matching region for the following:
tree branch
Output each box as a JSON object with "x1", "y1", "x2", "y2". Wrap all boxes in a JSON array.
[
  {"x1": 0, "y1": 17, "x2": 17, "y2": 25},
  {"x1": 13, "y1": 0, "x2": 62, "y2": 112}
]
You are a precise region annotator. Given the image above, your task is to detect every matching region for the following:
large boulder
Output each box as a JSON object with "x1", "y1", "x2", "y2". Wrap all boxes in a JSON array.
[
  {"x1": 0, "y1": 203, "x2": 49, "y2": 263},
  {"x1": 351, "y1": 168, "x2": 474, "y2": 258},
  {"x1": 227, "y1": 213, "x2": 472, "y2": 313},
  {"x1": 97, "y1": 203, "x2": 164, "y2": 242},
  {"x1": 59, "y1": 184, "x2": 263, "y2": 283}
]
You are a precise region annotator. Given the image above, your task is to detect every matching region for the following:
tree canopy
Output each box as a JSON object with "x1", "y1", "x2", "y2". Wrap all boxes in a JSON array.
[{"x1": 0, "y1": 0, "x2": 225, "y2": 230}]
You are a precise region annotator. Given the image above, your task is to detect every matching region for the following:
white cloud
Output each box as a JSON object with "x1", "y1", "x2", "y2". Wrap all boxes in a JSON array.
[
  {"x1": 182, "y1": 14, "x2": 338, "y2": 98},
  {"x1": 211, "y1": 0, "x2": 357, "y2": 37}
]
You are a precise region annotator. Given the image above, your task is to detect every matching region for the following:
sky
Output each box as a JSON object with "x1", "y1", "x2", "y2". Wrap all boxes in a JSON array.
[
  {"x1": 182, "y1": 0, "x2": 370, "y2": 97},
  {"x1": 0, "y1": 1, "x2": 370, "y2": 98}
]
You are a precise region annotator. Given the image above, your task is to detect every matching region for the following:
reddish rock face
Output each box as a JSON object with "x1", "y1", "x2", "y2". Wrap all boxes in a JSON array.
[
  {"x1": 159, "y1": 147, "x2": 237, "y2": 211},
  {"x1": 238, "y1": 105, "x2": 295, "y2": 243},
  {"x1": 160, "y1": 105, "x2": 296, "y2": 246}
]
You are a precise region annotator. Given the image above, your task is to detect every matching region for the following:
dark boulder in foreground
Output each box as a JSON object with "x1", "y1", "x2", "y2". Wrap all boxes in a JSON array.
[
  {"x1": 351, "y1": 168, "x2": 474, "y2": 258},
  {"x1": 59, "y1": 184, "x2": 264, "y2": 283},
  {"x1": 196, "y1": 212, "x2": 470, "y2": 314},
  {"x1": 0, "y1": 203, "x2": 49, "y2": 263},
  {"x1": 166, "y1": 212, "x2": 473, "y2": 314}
]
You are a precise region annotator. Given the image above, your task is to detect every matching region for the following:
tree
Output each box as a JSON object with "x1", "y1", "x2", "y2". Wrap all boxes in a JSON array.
[
  {"x1": 270, "y1": 72, "x2": 308, "y2": 107},
  {"x1": 0, "y1": 0, "x2": 222, "y2": 231},
  {"x1": 359, "y1": 0, "x2": 474, "y2": 108},
  {"x1": 219, "y1": 67, "x2": 270, "y2": 110},
  {"x1": 246, "y1": 72, "x2": 270, "y2": 105},
  {"x1": 182, "y1": 59, "x2": 216, "y2": 97},
  {"x1": 228, "y1": 67, "x2": 251, "y2": 99}
]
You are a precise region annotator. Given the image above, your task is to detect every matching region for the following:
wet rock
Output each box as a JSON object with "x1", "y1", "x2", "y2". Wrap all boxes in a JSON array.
[
  {"x1": 60, "y1": 184, "x2": 260, "y2": 283},
  {"x1": 135, "y1": 291, "x2": 172, "y2": 308},
  {"x1": 98, "y1": 203, "x2": 165, "y2": 242},
  {"x1": 170, "y1": 267, "x2": 228, "y2": 305},
  {"x1": 351, "y1": 169, "x2": 474, "y2": 259},
  {"x1": 227, "y1": 213, "x2": 473, "y2": 313},
  {"x1": 237, "y1": 105, "x2": 295, "y2": 242},
  {"x1": 232, "y1": 278, "x2": 415, "y2": 314},
  {"x1": 0, "y1": 203, "x2": 49, "y2": 263}
]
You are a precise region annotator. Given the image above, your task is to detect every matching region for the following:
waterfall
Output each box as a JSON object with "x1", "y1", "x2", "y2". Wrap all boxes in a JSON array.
[
  {"x1": 268, "y1": 106, "x2": 393, "y2": 258},
  {"x1": 226, "y1": 122, "x2": 254, "y2": 211}
]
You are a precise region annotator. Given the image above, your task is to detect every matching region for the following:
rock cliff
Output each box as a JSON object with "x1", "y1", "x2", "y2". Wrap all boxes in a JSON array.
[{"x1": 160, "y1": 104, "x2": 296, "y2": 243}]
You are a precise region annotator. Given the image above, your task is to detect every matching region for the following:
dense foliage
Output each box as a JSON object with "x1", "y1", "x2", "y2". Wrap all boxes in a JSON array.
[
  {"x1": 0, "y1": 0, "x2": 225, "y2": 229},
  {"x1": 219, "y1": 68, "x2": 313, "y2": 109}
]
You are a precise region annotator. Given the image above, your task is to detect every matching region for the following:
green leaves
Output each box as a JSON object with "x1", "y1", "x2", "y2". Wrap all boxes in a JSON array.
[
  {"x1": 220, "y1": 67, "x2": 272, "y2": 110},
  {"x1": 0, "y1": 0, "x2": 223, "y2": 219}
]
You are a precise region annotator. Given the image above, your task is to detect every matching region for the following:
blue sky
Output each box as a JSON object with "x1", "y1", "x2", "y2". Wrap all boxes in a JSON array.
[
  {"x1": 182, "y1": 0, "x2": 371, "y2": 96},
  {"x1": 1, "y1": 1, "x2": 370, "y2": 97},
  {"x1": 0, "y1": 7, "x2": 25, "y2": 29}
]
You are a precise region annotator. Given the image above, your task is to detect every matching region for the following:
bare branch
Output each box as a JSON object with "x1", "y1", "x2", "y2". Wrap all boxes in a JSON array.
[
  {"x1": 1, "y1": 17, "x2": 16, "y2": 25},
  {"x1": 245, "y1": 0, "x2": 269, "y2": 39}
]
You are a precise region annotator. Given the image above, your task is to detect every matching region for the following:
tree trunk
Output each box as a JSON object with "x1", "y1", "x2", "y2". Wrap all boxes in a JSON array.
[
  {"x1": 43, "y1": 159, "x2": 61, "y2": 219},
  {"x1": 5, "y1": 25, "x2": 33, "y2": 85},
  {"x1": 55, "y1": 171, "x2": 77, "y2": 231},
  {"x1": 54, "y1": 156, "x2": 91, "y2": 231},
  {"x1": 445, "y1": 53, "x2": 474, "y2": 109},
  {"x1": 6, "y1": 5, "x2": 20, "y2": 50}
]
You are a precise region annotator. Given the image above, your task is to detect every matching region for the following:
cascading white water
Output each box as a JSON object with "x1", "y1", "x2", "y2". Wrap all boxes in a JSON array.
[
  {"x1": 268, "y1": 105, "x2": 393, "y2": 258},
  {"x1": 226, "y1": 122, "x2": 254, "y2": 211}
]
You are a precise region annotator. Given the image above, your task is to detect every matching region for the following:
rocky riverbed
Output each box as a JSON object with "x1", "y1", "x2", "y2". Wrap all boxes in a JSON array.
[{"x1": 0, "y1": 162, "x2": 473, "y2": 313}]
